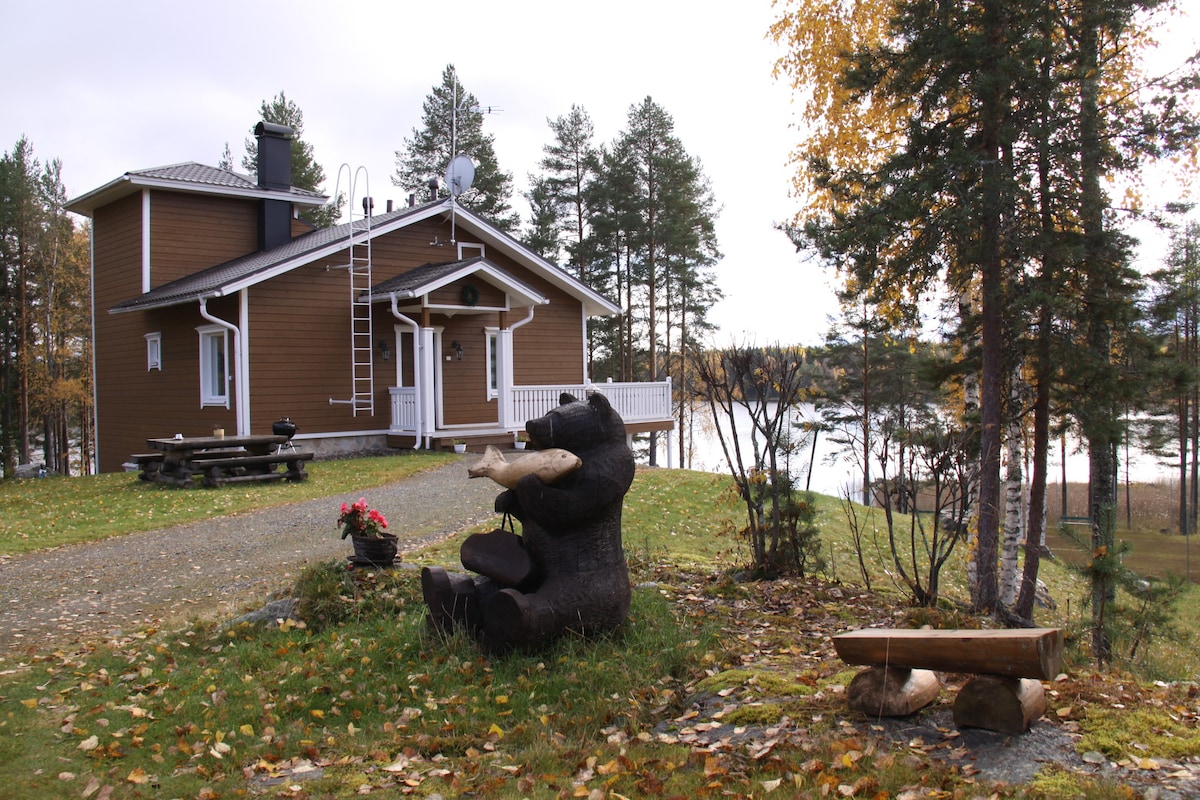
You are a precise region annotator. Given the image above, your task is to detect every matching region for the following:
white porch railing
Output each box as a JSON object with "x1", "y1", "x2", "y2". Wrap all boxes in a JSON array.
[
  {"x1": 389, "y1": 387, "x2": 419, "y2": 432},
  {"x1": 389, "y1": 378, "x2": 673, "y2": 435}
]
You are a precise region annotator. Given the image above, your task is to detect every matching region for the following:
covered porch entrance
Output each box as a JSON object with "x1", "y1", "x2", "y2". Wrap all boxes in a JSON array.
[{"x1": 367, "y1": 256, "x2": 675, "y2": 456}]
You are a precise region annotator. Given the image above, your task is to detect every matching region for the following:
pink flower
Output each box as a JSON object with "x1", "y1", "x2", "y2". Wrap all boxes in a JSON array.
[{"x1": 338, "y1": 497, "x2": 390, "y2": 538}]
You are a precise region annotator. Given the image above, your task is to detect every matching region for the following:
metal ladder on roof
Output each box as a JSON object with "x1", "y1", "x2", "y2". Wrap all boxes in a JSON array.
[{"x1": 329, "y1": 165, "x2": 374, "y2": 416}]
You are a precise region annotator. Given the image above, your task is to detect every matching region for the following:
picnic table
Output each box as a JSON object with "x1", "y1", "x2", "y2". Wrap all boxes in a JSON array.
[{"x1": 136, "y1": 434, "x2": 312, "y2": 488}]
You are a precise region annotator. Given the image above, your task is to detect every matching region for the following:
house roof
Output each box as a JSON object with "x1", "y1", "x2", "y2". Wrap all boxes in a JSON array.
[
  {"x1": 368, "y1": 257, "x2": 549, "y2": 309},
  {"x1": 108, "y1": 198, "x2": 621, "y2": 317},
  {"x1": 65, "y1": 162, "x2": 328, "y2": 217}
]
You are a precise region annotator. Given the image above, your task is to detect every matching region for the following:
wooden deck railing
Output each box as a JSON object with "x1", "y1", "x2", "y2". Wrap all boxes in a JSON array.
[{"x1": 389, "y1": 378, "x2": 672, "y2": 435}]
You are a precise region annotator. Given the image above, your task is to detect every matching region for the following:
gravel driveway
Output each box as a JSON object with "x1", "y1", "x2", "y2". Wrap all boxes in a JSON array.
[{"x1": 0, "y1": 457, "x2": 501, "y2": 654}]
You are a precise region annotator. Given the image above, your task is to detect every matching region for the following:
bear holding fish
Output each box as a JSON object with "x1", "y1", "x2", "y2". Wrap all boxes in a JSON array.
[{"x1": 421, "y1": 392, "x2": 635, "y2": 652}]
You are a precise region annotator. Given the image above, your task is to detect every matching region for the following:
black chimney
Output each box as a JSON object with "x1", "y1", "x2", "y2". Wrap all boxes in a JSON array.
[{"x1": 255, "y1": 121, "x2": 293, "y2": 250}]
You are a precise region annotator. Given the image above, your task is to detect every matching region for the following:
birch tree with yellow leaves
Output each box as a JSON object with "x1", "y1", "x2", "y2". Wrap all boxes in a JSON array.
[{"x1": 771, "y1": 0, "x2": 1199, "y2": 640}]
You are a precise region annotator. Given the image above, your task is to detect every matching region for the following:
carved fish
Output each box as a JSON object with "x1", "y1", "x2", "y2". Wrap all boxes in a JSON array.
[{"x1": 467, "y1": 445, "x2": 582, "y2": 489}]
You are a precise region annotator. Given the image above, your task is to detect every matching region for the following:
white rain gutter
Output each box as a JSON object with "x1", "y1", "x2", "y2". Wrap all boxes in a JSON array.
[
  {"x1": 199, "y1": 295, "x2": 249, "y2": 435},
  {"x1": 390, "y1": 294, "x2": 424, "y2": 449}
]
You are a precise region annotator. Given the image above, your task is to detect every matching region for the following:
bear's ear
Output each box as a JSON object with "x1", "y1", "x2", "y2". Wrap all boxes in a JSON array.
[
  {"x1": 559, "y1": 392, "x2": 578, "y2": 405},
  {"x1": 588, "y1": 392, "x2": 613, "y2": 414}
]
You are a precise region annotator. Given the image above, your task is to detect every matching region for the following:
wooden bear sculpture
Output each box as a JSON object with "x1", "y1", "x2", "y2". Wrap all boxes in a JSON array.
[{"x1": 422, "y1": 392, "x2": 636, "y2": 652}]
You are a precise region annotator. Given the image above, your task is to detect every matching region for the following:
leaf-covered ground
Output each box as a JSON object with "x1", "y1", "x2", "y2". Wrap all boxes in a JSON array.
[
  {"x1": 3, "y1": 561, "x2": 1198, "y2": 799},
  {"x1": 1, "y1": 466, "x2": 1198, "y2": 799}
]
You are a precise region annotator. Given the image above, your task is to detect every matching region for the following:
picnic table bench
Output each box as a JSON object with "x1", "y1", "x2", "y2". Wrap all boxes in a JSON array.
[
  {"x1": 138, "y1": 435, "x2": 312, "y2": 488},
  {"x1": 833, "y1": 628, "x2": 1065, "y2": 734}
]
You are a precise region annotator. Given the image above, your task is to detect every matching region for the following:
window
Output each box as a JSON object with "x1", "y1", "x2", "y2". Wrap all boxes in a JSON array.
[
  {"x1": 197, "y1": 325, "x2": 229, "y2": 407},
  {"x1": 458, "y1": 242, "x2": 485, "y2": 260},
  {"x1": 486, "y1": 329, "x2": 499, "y2": 399},
  {"x1": 145, "y1": 332, "x2": 162, "y2": 371}
]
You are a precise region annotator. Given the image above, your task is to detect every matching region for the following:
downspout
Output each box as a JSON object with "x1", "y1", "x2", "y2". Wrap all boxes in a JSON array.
[
  {"x1": 509, "y1": 305, "x2": 536, "y2": 332},
  {"x1": 198, "y1": 296, "x2": 248, "y2": 435},
  {"x1": 88, "y1": 225, "x2": 99, "y2": 472},
  {"x1": 389, "y1": 294, "x2": 423, "y2": 449}
]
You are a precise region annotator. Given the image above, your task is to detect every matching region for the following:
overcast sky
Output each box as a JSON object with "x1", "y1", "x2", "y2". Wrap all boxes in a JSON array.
[{"x1": 4, "y1": 0, "x2": 1196, "y2": 349}]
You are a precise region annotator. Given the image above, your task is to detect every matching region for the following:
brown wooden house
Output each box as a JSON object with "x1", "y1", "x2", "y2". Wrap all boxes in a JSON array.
[{"x1": 68, "y1": 123, "x2": 673, "y2": 472}]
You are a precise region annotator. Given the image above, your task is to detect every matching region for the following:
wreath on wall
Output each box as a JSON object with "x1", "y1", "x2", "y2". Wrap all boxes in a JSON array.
[{"x1": 460, "y1": 284, "x2": 480, "y2": 306}]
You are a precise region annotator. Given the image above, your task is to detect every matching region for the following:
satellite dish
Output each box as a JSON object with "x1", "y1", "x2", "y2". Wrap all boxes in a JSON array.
[{"x1": 445, "y1": 155, "x2": 476, "y2": 197}]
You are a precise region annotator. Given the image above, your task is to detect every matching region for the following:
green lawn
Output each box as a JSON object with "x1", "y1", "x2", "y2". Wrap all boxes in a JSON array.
[
  {"x1": 0, "y1": 452, "x2": 456, "y2": 555},
  {"x1": 0, "y1": 463, "x2": 1195, "y2": 799}
]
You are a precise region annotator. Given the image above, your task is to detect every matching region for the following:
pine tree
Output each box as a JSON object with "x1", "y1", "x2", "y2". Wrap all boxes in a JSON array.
[
  {"x1": 392, "y1": 65, "x2": 518, "y2": 232},
  {"x1": 241, "y1": 91, "x2": 341, "y2": 229},
  {"x1": 0, "y1": 138, "x2": 91, "y2": 477},
  {"x1": 523, "y1": 175, "x2": 561, "y2": 260},
  {"x1": 587, "y1": 98, "x2": 722, "y2": 465},
  {"x1": 775, "y1": 0, "x2": 1198, "y2": 627},
  {"x1": 538, "y1": 105, "x2": 598, "y2": 280}
]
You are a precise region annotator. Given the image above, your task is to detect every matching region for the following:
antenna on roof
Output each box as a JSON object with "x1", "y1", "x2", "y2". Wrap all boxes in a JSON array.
[{"x1": 445, "y1": 66, "x2": 498, "y2": 246}]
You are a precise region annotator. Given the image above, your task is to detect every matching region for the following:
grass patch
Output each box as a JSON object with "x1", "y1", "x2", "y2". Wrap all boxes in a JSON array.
[
  {"x1": 1079, "y1": 706, "x2": 1200, "y2": 761},
  {"x1": 0, "y1": 574, "x2": 722, "y2": 800},
  {"x1": 0, "y1": 452, "x2": 455, "y2": 555},
  {"x1": 2, "y1": 465, "x2": 1199, "y2": 797}
]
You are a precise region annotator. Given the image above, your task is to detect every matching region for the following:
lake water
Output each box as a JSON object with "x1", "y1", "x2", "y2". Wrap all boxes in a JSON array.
[
  {"x1": 651, "y1": 402, "x2": 862, "y2": 497},
  {"x1": 653, "y1": 402, "x2": 1175, "y2": 497}
]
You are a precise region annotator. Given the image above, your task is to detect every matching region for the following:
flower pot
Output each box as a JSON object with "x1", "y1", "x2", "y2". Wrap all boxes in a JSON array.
[
  {"x1": 350, "y1": 533, "x2": 398, "y2": 567},
  {"x1": 514, "y1": 441, "x2": 527, "y2": 450},
  {"x1": 453, "y1": 443, "x2": 467, "y2": 454}
]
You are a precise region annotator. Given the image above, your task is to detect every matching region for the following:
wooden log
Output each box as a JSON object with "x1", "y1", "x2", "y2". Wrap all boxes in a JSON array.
[
  {"x1": 211, "y1": 473, "x2": 286, "y2": 485},
  {"x1": 833, "y1": 628, "x2": 1064, "y2": 680},
  {"x1": 952, "y1": 675, "x2": 1046, "y2": 734},
  {"x1": 846, "y1": 667, "x2": 941, "y2": 717}
]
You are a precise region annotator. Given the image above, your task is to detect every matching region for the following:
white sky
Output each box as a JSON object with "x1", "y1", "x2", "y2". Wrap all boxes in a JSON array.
[{"x1": 3, "y1": 0, "x2": 1196, "y2": 349}]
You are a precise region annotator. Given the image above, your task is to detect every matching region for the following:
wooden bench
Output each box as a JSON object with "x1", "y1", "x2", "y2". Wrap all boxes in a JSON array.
[
  {"x1": 196, "y1": 452, "x2": 314, "y2": 487},
  {"x1": 833, "y1": 628, "x2": 1065, "y2": 734},
  {"x1": 131, "y1": 452, "x2": 165, "y2": 480}
]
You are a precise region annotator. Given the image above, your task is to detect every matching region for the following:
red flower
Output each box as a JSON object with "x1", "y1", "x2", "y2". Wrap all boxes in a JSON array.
[{"x1": 338, "y1": 497, "x2": 389, "y2": 538}]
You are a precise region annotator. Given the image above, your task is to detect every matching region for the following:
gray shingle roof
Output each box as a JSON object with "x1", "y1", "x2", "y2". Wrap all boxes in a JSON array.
[
  {"x1": 368, "y1": 258, "x2": 486, "y2": 295},
  {"x1": 128, "y1": 162, "x2": 325, "y2": 201},
  {"x1": 66, "y1": 162, "x2": 328, "y2": 217}
]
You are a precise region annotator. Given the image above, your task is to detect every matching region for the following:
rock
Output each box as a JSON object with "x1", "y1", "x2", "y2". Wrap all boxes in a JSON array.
[{"x1": 223, "y1": 598, "x2": 299, "y2": 629}]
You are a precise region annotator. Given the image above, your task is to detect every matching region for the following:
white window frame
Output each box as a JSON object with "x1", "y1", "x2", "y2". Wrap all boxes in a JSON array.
[
  {"x1": 197, "y1": 324, "x2": 230, "y2": 408},
  {"x1": 485, "y1": 328, "x2": 499, "y2": 399},
  {"x1": 145, "y1": 332, "x2": 162, "y2": 371},
  {"x1": 457, "y1": 242, "x2": 485, "y2": 260}
]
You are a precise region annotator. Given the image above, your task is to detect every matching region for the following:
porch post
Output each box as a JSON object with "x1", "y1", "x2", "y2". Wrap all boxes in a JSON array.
[
  {"x1": 496, "y1": 329, "x2": 515, "y2": 429},
  {"x1": 419, "y1": 327, "x2": 436, "y2": 447}
]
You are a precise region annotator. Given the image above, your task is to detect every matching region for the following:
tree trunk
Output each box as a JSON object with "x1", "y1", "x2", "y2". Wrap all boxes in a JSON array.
[
  {"x1": 973, "y1": 0, "x2": 1007, "y2": 613},
  {"x1": 1000, "y1": 372, "x2": 1025, "y2": 608},
  {"x1": 1079, "y1": 0, "x2": 1114, "y2": 665}
]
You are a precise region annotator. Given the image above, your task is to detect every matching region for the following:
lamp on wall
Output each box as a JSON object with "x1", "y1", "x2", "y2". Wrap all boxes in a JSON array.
[
  {"x1": 378, "y1": 340, "x2": 390, "y2": 361},
  {"x1": 451, "y1": 340, "x2": 464, "y2": 361}
]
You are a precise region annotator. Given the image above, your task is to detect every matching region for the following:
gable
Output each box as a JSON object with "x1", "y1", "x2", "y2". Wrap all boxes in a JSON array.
[{"x1": 108, "y1": 199, "x2": 620, "y2": 318}]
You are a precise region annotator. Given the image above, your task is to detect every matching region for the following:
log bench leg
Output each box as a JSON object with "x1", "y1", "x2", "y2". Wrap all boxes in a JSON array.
[
  {"x1": 847, "y1": 666, "x2": 941, "y2": 717},
  {"x1": 952, "y1": 675, "x2": 1046, "y2": 734}
]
